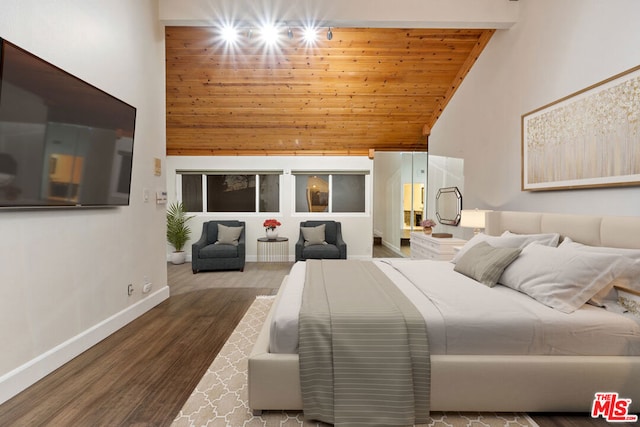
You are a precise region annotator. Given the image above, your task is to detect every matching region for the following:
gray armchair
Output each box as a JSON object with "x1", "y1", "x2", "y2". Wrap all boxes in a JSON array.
[
  {"x1": 192, "y1": 220, "x2": 246, "y2": 273},
  {"x1": 295, "y1": 220, "x2": 347, "y2": 261}
]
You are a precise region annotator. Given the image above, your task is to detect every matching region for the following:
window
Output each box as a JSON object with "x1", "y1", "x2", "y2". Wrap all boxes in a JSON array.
[
  {"x1": 258, "y1": 174, "x2": 280, "y2": 212},
  {"x1": 178, "y1": 172, "x2": 280, "y2": 213},
  {"x1": 294, "y1": 173, "x2": 366, "y2": 213},
  {"x1": 295, "y1": 174, "x2": 329, "y2": 212},
  {"x1": 181, "y1": 174, "x2": 203, "y2": 212},
  {"x1": 207, "y1": 174, "x2": 256, "y2": 212}
]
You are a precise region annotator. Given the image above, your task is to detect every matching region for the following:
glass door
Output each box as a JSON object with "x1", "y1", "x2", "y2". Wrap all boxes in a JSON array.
[
  {"x1": 401, "y1": 152, "x2": 428, "y2": 230},
  {"x1": 372, "y1": 151, "x2": 428, "y2": 257},
  {"x1": 400, "y1": 152, "x2": 428, "y2": 255}
]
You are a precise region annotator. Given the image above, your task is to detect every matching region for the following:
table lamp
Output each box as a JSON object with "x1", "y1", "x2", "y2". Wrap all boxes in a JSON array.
[{"x1": 460, "y1": 209, "x2": 491, "y2": 235}]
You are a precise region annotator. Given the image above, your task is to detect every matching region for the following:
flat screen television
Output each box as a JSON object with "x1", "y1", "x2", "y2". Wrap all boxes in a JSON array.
[{"x1": 0, "y1": 37, "x2": 136, "y2": 208}]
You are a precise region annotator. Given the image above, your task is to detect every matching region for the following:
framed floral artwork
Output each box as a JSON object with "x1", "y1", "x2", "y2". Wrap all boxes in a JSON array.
[{"x1": 522, "y1": 65, "x2": 640, "y2": 191}]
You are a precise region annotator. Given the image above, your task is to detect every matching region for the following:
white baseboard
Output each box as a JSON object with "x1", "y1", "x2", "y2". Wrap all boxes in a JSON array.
[
  {"x1": 382, "y1": 240, "x2": 405, "y2": 257},
  {"x1": 0, "y1": 286, "x2": 170, "y2": 405}
]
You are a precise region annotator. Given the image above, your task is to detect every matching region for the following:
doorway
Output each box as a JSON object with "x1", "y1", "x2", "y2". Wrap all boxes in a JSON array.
[
  {"x1": 400, "y1": 152, "x2": 428, "y2": 255},
  {"x1": 372, "y1": 152, "x2": 428, "y2": 257},
  {"x1": 373, "y1": 152, "x2": 464, "y2": 257}
]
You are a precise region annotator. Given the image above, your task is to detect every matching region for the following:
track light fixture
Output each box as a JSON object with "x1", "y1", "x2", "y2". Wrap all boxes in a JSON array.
[{"x1": 218, "y1": 23, "x2": 332, "y2": 46}]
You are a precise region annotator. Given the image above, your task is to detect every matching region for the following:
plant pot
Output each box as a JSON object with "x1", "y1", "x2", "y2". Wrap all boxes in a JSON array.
[
  {"x1": 265, "y1": 228, "x2": 278, "y2": 240},
  {"x1": 423, "y1": 227, "x2": 432, "y2": 235},
  {"x1": 170, "y1": 251, "x2": 186, "y2": 265}
]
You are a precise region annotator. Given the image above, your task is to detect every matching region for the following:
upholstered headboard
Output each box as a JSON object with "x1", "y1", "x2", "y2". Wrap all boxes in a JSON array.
[{"x1": 485, "y1": 211, "x2": 640, "y2": 250}]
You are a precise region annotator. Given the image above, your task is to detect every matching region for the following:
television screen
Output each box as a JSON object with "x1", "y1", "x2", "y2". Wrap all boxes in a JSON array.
[{"x1": 0, "y1": 38, "x2": 136, "y2": 208}]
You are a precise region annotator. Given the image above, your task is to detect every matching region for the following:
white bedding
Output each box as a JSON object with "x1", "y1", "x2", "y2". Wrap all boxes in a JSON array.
[{"x1": 269, "y1": 259, "x2": 640, "y2": 356}]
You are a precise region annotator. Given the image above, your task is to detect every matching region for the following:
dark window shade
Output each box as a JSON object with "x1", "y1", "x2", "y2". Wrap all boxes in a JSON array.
[
  {"x1": 181, "y1": 174, "x2": 202, "y2": 212},
  {"x1": 206, "y1": 174, "x2": 256, "y2": 212},
  {"x1": 333, "y1": 174, "x2": 365, "y2": 212}
]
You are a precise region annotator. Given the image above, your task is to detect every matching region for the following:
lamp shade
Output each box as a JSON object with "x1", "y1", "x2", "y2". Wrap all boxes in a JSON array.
[{"x1": 460, "y1": 209, "x2": 491, "y2": 231}]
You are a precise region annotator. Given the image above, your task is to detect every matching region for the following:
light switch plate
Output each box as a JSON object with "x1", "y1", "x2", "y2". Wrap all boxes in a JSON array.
[{"x1": 156, "y1": 190, "x2": 167, "y2": 204}]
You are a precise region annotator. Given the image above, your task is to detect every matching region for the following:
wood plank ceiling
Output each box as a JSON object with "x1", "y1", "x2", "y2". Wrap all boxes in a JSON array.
[{"x1": 165, "y1": 26, "x2": 494, "y2": 156}]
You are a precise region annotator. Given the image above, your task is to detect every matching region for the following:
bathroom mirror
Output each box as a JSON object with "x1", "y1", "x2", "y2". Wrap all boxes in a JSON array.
[{"x1": 435, "y1": 186, "x2": 462, "y2": 225}]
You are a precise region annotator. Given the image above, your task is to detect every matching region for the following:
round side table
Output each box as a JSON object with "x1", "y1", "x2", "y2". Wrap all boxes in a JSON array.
[{"x1": 257, "y1": 237, "x2": 289, "y2": 262}]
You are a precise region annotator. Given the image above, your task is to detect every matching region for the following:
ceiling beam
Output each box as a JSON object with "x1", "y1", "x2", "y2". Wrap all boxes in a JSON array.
[{"x1": 159, "y1": 0, "x2": 519, "y2": 29}]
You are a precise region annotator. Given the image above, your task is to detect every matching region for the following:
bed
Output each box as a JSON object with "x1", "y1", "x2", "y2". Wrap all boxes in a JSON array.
[{"x1": 248, "y1": 210, "x2": 640, "y2": 418}]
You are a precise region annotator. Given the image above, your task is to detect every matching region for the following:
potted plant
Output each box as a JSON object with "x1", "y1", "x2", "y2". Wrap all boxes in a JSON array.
[
  {"x1": 420, "y1": 218, "x2": 437, "y2": 235},
  {"x1": 166, "y1": 202, "x2": 194, "y2": 264},
  {"x1": 263, "y1": 218, "x2": 282, "y2": 240}
]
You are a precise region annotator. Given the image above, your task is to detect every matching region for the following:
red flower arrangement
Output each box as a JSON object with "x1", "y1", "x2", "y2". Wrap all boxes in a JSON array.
[{"x1": 263, "y1": 219, "x2": 282, "y2": 231}]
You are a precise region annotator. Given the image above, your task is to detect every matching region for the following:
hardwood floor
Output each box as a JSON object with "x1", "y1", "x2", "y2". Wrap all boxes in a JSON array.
[
  {"x1": 0, "y1": 275, "x2": 276, "y2": 426},
  {"x1": 0, "y1": 260, "x2": 630, "y2": 426},
  {"x1": 373, "y1": 242, "x2": 405, "y2": 258}
]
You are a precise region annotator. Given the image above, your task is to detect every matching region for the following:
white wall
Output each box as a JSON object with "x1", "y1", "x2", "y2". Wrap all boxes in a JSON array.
[
  {"x1": 427, "y1": 156, "x2": 464, "y2": 237},
  {"x1": 430, "y1": 0, "x2": 640, "y2": 217},
  {"x1": 0, "y1": 0, "x2": 168, "y2": 403},
  {"x1": 373, "y1": 152, "x2": 403, "y2": 253},
  {"x1": 166, "y1": 155, "x2": 373, "y2": 260}
]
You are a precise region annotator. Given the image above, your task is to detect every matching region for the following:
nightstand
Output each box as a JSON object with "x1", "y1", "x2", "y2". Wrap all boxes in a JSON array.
[
  {"x1": 257, "y1": 237, "x2": 289, "y2": 262},
  {"x1": 410, "y1": 232, "x2": 466, "y2": 261}
]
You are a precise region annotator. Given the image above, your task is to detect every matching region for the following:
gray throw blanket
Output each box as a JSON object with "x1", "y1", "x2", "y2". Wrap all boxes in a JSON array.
[{"x1": 299, "y1": 260, "x2": 430, "y2": 427}]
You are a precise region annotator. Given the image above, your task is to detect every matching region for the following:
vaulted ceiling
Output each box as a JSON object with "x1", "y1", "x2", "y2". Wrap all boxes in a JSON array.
[{"x1": 165, "y1": 26, "x2": 494, "y2": 156}]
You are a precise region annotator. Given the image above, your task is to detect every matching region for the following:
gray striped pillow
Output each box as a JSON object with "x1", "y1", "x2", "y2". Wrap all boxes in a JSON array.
[{"x1": 454, "y1": 241, "x2": 521, "y2": 287}]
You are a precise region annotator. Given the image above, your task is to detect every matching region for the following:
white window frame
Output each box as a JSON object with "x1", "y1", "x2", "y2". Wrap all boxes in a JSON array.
[
  {"x1": 291, "y1": 170, "x2": 370, "y2": 216},
  {"x1": 176, "y1": 171, "x2": 282, "y2": 214}
]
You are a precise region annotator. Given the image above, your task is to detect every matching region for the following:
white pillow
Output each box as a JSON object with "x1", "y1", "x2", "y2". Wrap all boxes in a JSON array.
[
  {"x1": 451, "y1": 231, "x2": 560, "y2": 264},
  {"x1": 215, "y1": 224, "x2": 243, "y2": 246},
  {"x1": 558, "y1": 237, "x2": 640, "y2": 305},
  {"x1": 501, "y1": 230, "x2": 561, "y2": 247},
  {"x1": 301, "y1": 224, "x2": 327, "y2": 247},
  {"x1": 559, "y1": 237, "x2": 640, "y2": 260},
  {"x1": 499, "y1": 243, "x2": 633, "y2": 313}
]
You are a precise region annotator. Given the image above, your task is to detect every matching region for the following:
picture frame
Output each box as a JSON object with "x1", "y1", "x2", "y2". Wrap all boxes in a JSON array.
[{"x1": 522, "y1": 65, "x2": 640, "y2": 191}]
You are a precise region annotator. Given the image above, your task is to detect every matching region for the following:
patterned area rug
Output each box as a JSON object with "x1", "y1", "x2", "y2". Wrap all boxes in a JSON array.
[{"x1": 172, "y1": 296, "x2": 539, "y2": 427}]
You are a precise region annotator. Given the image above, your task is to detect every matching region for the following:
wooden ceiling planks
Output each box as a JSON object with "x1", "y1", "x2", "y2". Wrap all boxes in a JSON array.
[{"x1": 165, "y1": 26, "x2": 494, "y2": 156}]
